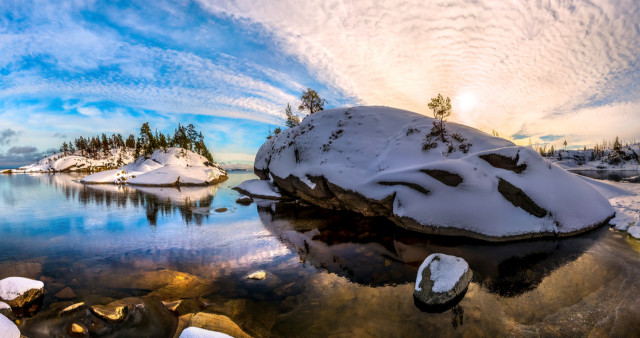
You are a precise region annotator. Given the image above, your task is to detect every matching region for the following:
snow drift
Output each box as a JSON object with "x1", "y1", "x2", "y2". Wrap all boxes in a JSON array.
[
  {"x1": 253, "y1": 106, "x2": 615, "y2": 241},
  {"x1": 81, "y1": 148, "x2": 226, "y2": 186}
]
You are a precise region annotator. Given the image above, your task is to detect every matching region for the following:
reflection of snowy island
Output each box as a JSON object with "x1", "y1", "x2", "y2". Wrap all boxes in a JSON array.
[
  {"x1": 249, "y1": 106, "x2": 615, "y2": 241},
  {"x1": 82, "y1": 148, "x2": 227, "y2": 186}
]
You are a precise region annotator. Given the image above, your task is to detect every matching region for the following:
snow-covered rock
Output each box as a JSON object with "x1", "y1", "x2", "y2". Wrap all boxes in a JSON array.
[
  {"x1": 180, "y1": 327, "x2": 233, "y2": 338},
  {"x1": 0, "y1": 313, "x2": 20, "y2": 338},
  {"x1": 254, "y1": 106, "x2": 615, "y2": 241},
  {"x1": 628, "y1": 225, "x2": 640, "y2": 239},
  {"x1": 12, "y1": 148, "x2": 135, "y2": 173},
  {"x1": 81, "y1": 148, "x2": 227, "y2": 186},
  {"x1": 235, "y1": 195, "x2": 253, "y2": 205},
  {"x1": 414, "y1": 253, "x2": 472, "y2": 307},
  {"x1": 0, "y1": 277, "x2": 44, "y2": 308},
  {"x1": 234, "y1": 179, "x2": 282, "y2": 200}
]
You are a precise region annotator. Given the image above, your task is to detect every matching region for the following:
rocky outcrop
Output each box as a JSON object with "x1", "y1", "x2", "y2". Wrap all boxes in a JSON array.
[{"x1": 253, "y1": 106, "x2": 615, "y2": 241}]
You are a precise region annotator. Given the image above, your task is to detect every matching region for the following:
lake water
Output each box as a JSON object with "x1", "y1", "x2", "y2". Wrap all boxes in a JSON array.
[{"x1": 2, "y1": 172, "x2": 640, "y2": 336}]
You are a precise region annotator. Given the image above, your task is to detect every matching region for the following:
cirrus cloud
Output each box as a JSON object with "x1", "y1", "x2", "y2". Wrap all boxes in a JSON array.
[{"x1": 198, "y1": 0, "x2": 640, "y2": 146}]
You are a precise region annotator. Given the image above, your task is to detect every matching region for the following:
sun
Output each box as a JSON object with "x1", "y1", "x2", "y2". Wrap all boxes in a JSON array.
[{"x1": 455, "y1": 92, "x2": 478, "y2": 114}]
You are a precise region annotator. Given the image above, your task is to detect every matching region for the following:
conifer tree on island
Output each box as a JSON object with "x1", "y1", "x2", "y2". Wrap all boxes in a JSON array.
[{"x1": 298, "y1": 88, "x2": 327, "y2": 115}]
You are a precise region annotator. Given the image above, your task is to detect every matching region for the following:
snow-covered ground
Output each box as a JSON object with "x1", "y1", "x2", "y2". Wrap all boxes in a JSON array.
[
  {"x1": 254, "y1": 106, "x2": 614, "y2": 240},
  {"x1": 81, "y1": 148, "x2": 226, "y2": 186},
  {"x1": 8, "y1": 148, "x2": 135, "y2": 173},
  {"x1": 580, "y1": 176, "x2": 640, "y2": 231},
  {"x1": 234, "y1": 179, "x2": 282, "y2": 199}
]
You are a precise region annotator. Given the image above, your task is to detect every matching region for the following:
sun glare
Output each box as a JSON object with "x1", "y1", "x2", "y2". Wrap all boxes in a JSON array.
[{"x1": 456, "y1": 92, "x2": 478, "y2": 114}]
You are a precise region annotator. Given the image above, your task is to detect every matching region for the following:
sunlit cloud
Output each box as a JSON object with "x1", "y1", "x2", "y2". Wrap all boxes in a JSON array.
[{"x1": 198, "y1": 0, "x2": 640, "y2": 147}]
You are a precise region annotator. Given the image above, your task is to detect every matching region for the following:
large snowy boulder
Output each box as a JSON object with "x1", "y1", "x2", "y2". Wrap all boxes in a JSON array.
[
  {"x1": 0, "y1": 277, "x2": 44, "y2": 309},
  {"x1": 254, "y1": 106, "x2": 615, "y2": 241},
  {"x1": 81, "y1": 148, "x2": 227, "y2": 186},
  {"x1": 414, "y1": 253, "x2": 472, "y2": 307}
]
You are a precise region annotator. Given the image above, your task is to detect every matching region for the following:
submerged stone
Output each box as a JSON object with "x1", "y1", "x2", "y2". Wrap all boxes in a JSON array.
[
  {"x1": 247, "y1": 270, "x2": 267, "y2": 280},
  {"x1": 69, "y1": 322, "x2": 88, "y2": 336}
]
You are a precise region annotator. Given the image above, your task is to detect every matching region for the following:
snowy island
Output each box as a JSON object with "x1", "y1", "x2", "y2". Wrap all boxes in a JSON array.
[
  {"x1": 81, "y1": 147, "x2": 226, "y2": 186},
  {"x1": 247, "y1": 106, "x2": 615, "y2": 241}
]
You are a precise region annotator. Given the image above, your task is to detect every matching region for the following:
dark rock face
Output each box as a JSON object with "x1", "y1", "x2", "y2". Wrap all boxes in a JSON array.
[
  {"x1": 479, "y1": 153, "x2": 527, "y2": 173},
  {"x1": 420, "y1": 169, "x2": 463, "y2": 187},
  {"x1": 497, "y1": 178, "x2": 547, "y2": 218}
]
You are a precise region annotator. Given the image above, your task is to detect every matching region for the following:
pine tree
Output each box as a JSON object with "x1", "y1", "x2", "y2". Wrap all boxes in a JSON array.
[
  {"x1": 427, "y1": 93, "x2": 451, "y2": 142},
  {"x1": 285, "y1": 103, "x2": 300, "y2": 128},
  {"x1": 298, "y1": 88, "x2": 326, "y2": 115},
  {"x1": 614, "y1": 136, "x2": 622, "y2": 152}
]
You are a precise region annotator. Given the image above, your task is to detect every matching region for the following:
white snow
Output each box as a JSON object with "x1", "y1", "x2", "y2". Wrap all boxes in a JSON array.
[
  {"x1": 235, "y1": 179, "x2": 281, "y2": 199},
  {"x1": 0, "y1": 277, "x2": 43, "y2": 301},
  {"x1": 14, "y1": 148, "x2": 135, "y2": 173},
  {"x1": 254, "y1": 106, "x2": 614, "y2": 238},
  {"x1": 179, "y1": 327, "x2": 232, "y2": 338},
  {"x1": 0, "y1": 314, "x2": 20, "y2": 338},
  {"x1": 628, "y1": 225, "x2": 640, "y2": 239},
  {"x1": 415, "y1": 253, "x2": 469, "y2": 293},
  {"x1": 81, "y1": 148, "x2": 226, "y2": 186},
  {"x1": 0, "y1": 301, "x2": 9, "y2": 310}
]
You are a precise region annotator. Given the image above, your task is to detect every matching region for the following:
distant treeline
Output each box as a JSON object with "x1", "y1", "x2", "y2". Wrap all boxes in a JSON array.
[{"x1": 58, "y1": 122, "x2": 214, "y2": 162}]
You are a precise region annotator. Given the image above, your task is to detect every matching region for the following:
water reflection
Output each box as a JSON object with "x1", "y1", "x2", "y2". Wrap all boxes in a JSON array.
[
  {"x1": 17, "y1": 173, "x2": 220, "y2": 225},
  {"x1": 258, "y1": 202, "x2": 603, "y2": 296},
  {"x1": 571, "y1": 169, "x2": 639, "y2": 182}
]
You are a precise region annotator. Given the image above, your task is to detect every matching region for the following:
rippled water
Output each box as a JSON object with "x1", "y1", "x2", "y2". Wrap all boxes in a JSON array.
[{"x1": 1, "y1": 172, "x2": 640, "y2": 336}]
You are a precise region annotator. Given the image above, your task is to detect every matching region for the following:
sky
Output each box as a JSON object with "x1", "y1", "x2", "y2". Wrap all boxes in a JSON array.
[{"x1": 1, "y1": 0, "x2": 640, "y2": 167}]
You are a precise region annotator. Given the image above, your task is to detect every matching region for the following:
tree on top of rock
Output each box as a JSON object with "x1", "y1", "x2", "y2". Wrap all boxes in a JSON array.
[
  {"x1": 427, "y1": 93, "x2": 451, "y2": 142},
  {"x1": 423, "y1": 93, "x2": 472, "y2": 154},
  {"x1": 298, "y1": 88, "x2": 326, "y2": 115},
  {"x1": 285, "y1": 103, "x2": 300, "y2": 128}
]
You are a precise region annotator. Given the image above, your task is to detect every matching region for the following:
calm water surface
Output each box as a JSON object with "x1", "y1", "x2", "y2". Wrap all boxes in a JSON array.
[{"x1": 1, "y1": 172, "x2": 640, "y2": 336}]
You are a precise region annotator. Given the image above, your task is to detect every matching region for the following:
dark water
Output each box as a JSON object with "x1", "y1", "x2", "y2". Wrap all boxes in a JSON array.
[
  {"x1": 571, "y1": 169, "x2": 639, "y2": 182},
  {"x1": 2, "y1": 173, "x2": 640, "y2": 336}
]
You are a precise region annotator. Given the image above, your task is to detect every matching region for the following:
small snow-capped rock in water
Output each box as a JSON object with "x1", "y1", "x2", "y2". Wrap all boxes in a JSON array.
[
  {"x1": 235, "y1": 195, "x2": 253, "y2": 205},
  {"x1": 0, "y1": 276, "x2": 44, "y2": 309},
  {"x1": 414, "y1": 253, "x2": 472, "y2": 308}
]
